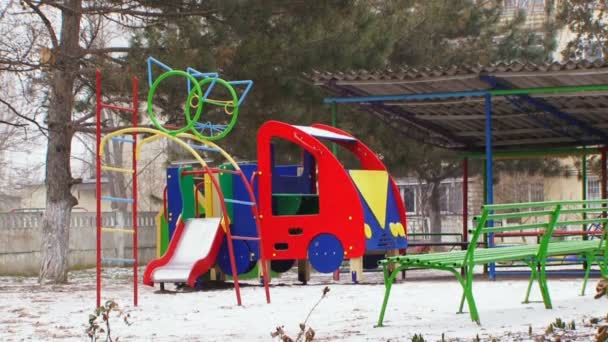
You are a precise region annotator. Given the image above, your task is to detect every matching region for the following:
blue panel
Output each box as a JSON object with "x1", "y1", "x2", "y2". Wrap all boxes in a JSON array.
[
  {"x1": 166, "y1": 167, "x2": 183, "y2": 240},
  {"x1": 270, "y1": 144, "x2": 314, "y2": 194},
  {"x1": 217, "y1": 239, "x2": 253, "y2": 275},
  {"x1": 230, "y1": 163, "x2": 261, "y2": 263},
  {"x1": 308, "y1": 234, "x2": 344, "y2": 273},
  {"x1": 355, "y1": 179, "x2": 407, "y2": 252}
]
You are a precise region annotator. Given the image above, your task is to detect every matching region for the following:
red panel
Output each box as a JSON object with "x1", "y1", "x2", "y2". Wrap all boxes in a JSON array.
[{"x1": 257, "y1": 121, "x2": 366, "y2": 261}]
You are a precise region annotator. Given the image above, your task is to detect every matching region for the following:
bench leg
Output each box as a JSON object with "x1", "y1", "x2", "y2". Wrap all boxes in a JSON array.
[
  {"x1": 523, "y1": 261, "x2": 538, "y2": 304},
  {"x1": 377, "y1": 264, "x2": 401, "y2": 327},
  {"x1": 453, "y1": 266, "x2": 480, "y2": 324},
  {"x1": 538, "y1": 260, "x2": 552, "y2": 309},
  {"x1": 458, "y1": 291, "x2": 466, "y2": 314},
  {"x1": 581, "y1": 252, "x2": 594, "y2": 296}
]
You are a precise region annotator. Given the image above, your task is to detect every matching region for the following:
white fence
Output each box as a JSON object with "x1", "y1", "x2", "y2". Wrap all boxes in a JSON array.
[{"x1": 0, "y1": 212, "x2": 157, "y2": 276}]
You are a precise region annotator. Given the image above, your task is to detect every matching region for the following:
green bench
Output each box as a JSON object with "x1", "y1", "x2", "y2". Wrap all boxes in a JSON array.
[{"x1": 377, "y1": 199, "x2": 608, "y2": 325}]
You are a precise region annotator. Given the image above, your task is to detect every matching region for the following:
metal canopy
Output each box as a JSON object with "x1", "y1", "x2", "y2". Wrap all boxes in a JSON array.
[{"x1": 306, "y1": 60, "x2": 608, "y2": 152}]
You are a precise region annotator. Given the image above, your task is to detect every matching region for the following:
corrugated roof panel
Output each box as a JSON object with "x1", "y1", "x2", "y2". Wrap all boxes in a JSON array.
[{"x1": 308, "y1": 61, "x2": 608, "y2": 150}]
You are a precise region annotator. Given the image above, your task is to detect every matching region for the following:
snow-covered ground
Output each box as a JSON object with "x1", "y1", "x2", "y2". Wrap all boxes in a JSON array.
[{"x1": 0, "y1": 268, "x2": 606, "y2": 341}]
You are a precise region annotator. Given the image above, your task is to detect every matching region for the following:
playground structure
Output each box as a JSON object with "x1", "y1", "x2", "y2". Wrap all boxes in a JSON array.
[
  {"x1": 152, "y1": 121, "x2": 407, "y2": 279},
  {"x1": 96, "y1": 58, "x2": 408, "y2": 308}
]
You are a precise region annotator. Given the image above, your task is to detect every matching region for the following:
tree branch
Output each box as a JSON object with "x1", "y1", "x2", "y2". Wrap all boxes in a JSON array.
[
  {"x1": 82, "y1": 5, "x2": 217, "y2": 18},
  {"x1": 23, "y1": 0, "x2": 59, "y2": 49},
  {"x1": 84, "y1": 47, "x2": 135, "y2": 55},
  {"x1": 73, "y1": 112, "x2": 95, "y2": 125},
  {"x1": 0, "y1": 119, "x2": 27, "y2": 128},
  {"x1": 0, "y1": 97, "x2": 48, "y2": 137}
]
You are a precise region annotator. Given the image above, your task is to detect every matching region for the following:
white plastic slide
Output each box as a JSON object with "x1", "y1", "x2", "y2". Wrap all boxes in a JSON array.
[{"x1": 143, "y1": 217, "x2": 224, "y2": 286}]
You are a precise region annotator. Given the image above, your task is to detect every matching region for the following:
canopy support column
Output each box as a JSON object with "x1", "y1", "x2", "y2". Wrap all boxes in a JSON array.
[
  {"x1": 462, "y1": 157, "x2": 468, "y2": 251},
  {"x1": 484, "y1": 94, "x2": 496, "y2": 280}
]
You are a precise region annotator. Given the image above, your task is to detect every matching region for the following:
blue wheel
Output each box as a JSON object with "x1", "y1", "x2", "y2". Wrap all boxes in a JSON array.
[
  {"x1": 308, "y1": 234, "x2": 344, "y2": 273},
  {"x1": 217, "y1": 239, "x2": 251, "y2": 276}
]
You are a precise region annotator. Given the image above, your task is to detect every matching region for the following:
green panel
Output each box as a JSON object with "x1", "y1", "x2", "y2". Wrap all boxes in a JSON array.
[
  {"x1": 197, "y1": 195, "x2": 206, "y2": 217},
  {"x1": 272, "y1": 195, "x2": 320, "y2": 215},
  {"x1": 180, "y1": 166, "x2": 196, "y2": 220},
  {"x1": 273, "y1": 195, "x2": 302, "y2": 215},
  {"x1": 298, "y1": 196, "x2": 320, "y2": 214},
  {"x1": 219, "y1": 163, "x2": 234, "y2": 219},
  {"x1": 160, "y1": 213, "x2": 169, "y2": 255}
]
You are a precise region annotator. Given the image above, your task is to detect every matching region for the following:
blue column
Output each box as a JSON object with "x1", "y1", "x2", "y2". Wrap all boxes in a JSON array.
[{"x1": 485, "y1": 94, "x2": 496, "y2": 280}]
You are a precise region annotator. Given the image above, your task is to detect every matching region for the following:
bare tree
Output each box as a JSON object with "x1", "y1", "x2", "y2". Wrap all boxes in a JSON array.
[{"x1": 0, "y1": 0, "x2": 217, "y2": 283}]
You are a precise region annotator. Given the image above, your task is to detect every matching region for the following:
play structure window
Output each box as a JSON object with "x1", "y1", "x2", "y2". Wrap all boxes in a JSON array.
[
  {"x1": 270, "y1": 139, "x2": 319, "y2": 216},
  {"x1": 319, "y1": 141, "x2": 361, "y2": 170}
]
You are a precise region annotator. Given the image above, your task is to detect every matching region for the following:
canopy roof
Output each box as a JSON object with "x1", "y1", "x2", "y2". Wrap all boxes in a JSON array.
[{"x1": 306, "y1": 60, "x2": 608, "y2": 152}]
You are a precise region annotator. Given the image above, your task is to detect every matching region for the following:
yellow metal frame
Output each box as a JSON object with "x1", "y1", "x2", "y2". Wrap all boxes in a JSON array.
[
  {"x1": 99, "y1": 127, "x2": 245, "y2": 250},
  {"x1": 102, "y1": 227, "x2": 134, "y2": 234}
]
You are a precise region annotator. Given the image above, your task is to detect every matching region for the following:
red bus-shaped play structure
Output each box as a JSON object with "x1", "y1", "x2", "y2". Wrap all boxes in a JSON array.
[{"x1": 256, "y1": 121, "x2": 407, "y2": 273}]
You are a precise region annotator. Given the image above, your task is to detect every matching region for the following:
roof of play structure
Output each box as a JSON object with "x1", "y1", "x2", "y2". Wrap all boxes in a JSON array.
[
  {"x1": 293, "y1": 125, "x2": 357, "y2": 142},
  {"x1": 305, "y1": 60, "x2": 608, "y2": 152}
]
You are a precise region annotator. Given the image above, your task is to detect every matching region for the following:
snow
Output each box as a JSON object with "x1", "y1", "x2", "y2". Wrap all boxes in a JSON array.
[{"x1": 0, "y1": 268, "x2": 606, "y2": 341}]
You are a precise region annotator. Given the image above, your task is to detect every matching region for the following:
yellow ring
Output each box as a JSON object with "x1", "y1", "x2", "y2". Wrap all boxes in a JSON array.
[{"x1": 189, "y1": 94, "x2": 201, "y2": 108}]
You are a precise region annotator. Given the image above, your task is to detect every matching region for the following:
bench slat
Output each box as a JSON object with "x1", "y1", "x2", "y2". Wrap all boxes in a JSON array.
[
  {"x1": 484, "y1": 210, "x2": 554, "y2": 221},
  {"x1": 557, "y1": 218, "x2": 608, "y2": 227},
  {"x1": 482, "y1": 223, "x2": 548, "y2": 234}
]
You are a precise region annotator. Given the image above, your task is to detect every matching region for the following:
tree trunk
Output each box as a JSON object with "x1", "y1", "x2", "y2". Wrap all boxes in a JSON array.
[
  {"x1": 39, "y1": 0, "x2": 82, "y2": 284},
  {"x1": 429, "y1": 181, "x2": 442, "y2": 245}
]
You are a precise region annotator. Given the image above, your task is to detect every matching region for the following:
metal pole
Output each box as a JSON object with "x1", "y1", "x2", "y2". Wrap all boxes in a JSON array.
[
  {"x1": 485, "y1": 94, "x2": 496, "y2": 280},
  {"x1": 330, "y1": 102, "x2": 340, "y2": 282},
  {"x1": 463, "y1": 147, "x2": 602, "y2": 159},
  {"x1": 131, "y1": 76, "x2": 139, "y2": 307},
  {"x1": 331, "y1": 103, "x2": 338, "y2": 156},
  {"x1": 602, "y1": 148, "x2": 607, "y2": 202},
  {"x1": 582, "y1": 152, "x2": 588, "y2": 239},
  {"x1": 95, "y1": 70, "x2": 102, "y2": 308},
  {"x1": 602, "y1": 149, "x2": 607, "y2": 223},
  {"x1": 462, "y1": 158, "x2": 468, "y2": 251}
]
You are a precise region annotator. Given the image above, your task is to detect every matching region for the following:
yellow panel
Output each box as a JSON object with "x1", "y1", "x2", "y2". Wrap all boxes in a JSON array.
[
  {"x1": 397, "y1": 223, "x2": 406, "y2": 237},
  {"x1": 389, "y1": 223, "x2": 399, "y2": 237},
  {"x1": 195, "y1": 185, "x2": 206, "y2": 216},
  {"x1": 349, "y1": 170, "x2": 388, "y2": 229},
  {"x1": 204, "y1": 174, "x2": 213, "y2": 217}
]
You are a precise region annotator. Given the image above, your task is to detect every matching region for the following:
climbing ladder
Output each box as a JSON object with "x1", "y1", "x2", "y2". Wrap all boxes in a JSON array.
[{"x1": 95, "y1": 70, "x2": 139, "y2": 307}]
